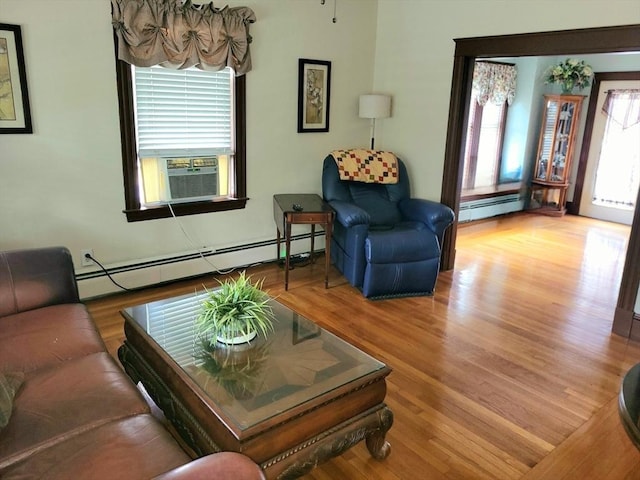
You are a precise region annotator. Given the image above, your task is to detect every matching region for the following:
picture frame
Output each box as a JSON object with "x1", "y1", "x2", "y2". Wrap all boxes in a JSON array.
[
  {"x1": 0, "y1": 23, "x2": 32, "y2": 134},
  {"x1": 297, "y1": 58, "x2": 331, "y2": 133}
]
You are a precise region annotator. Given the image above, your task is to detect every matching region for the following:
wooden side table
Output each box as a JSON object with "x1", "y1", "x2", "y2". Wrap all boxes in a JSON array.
[{"x1": 273, "y1": 194, "x2": 334, "y2": 290}]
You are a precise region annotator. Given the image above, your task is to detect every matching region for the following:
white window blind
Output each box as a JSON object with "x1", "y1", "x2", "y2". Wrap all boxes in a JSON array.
[{"x1": 133, "y1": 65, "x2": 233, "y2": 158}]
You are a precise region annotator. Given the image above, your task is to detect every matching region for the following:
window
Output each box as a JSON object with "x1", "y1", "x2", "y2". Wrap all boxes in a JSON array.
[
  {"x1": 461, "y1": 96, "x2": 508, "y2": 192},
  {"x1": 115, "y1": 61, "x2": 247, "y2": 222}
]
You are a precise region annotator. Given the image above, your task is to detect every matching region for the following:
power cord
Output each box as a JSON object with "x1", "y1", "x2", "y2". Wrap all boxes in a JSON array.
[
  {"x1": 84, "y1": 252, "x2": 135, "y2": 293},
  {"x1": 83, "y1": 203, "x2": 267, "y2": 292},
  {"x1": 166, "y1": 202, "x2": 236, "y2": 275}
]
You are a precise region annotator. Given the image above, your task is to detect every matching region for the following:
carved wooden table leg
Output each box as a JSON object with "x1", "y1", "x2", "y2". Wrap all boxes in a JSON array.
[{"x1": 365, "y1": 406, "x2": 393, "y2": 460}]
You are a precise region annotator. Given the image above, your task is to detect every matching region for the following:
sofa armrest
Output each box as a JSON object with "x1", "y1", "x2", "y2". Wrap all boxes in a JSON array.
[
  {"x1": 328, "y1": 200, "x2": 370, "y2": 228},
  {"x1": 0, "y1": 246, "x2": 80, "y2": 318},
  {"x1": 399, "y1": 198, "x2": 455, "y2": 240},
  {"x1": 153, "y1": 452, "x2": 265, "y2": 480}
]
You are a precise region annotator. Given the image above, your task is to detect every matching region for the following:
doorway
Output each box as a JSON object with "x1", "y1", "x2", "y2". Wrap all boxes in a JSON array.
[
  {"x1": 440, "y1": 24, "x2": 640, "y2": 338},
  {"x1": 576, "y1": 75, "x2": 640, "y2": 225}
]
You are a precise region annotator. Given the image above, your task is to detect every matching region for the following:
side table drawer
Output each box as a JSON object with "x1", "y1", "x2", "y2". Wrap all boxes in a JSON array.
[{"x1": 288, "y1": 212, "x2": 331, "y2": 224}]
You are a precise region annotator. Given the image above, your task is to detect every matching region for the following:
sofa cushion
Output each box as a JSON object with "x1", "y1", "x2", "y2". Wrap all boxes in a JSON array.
[
  {"x1": 0, "y1": 352, "x2": 150, "y2": 468},
  {"x1": 0, "y1": 304, "x2": 105, "y2": 374},
  {"x1": 0, "y1": 414, "x2": 191, "y2": 480},
  {"x1": 0, "y1": 372, "x2": 23, "y2": 430}
]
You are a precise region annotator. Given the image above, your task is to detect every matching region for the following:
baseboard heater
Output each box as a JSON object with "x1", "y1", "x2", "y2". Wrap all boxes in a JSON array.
[
  {"x1": 458, "y1": 193, "x2": 524, "y2": 223},
  {"x1": 75, "y1": 232, "x2": 315, "y2": 282}
]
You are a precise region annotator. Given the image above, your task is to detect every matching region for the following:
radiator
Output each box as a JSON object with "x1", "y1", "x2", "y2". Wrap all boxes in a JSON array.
[{"x1": 458, "y1": 193, "x2": 524, "y2": 223}]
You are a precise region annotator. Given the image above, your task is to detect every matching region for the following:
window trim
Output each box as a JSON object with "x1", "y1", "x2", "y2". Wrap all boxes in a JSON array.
[{"x1": 115, "y1": 59, "x2": 247, "y2": 222}]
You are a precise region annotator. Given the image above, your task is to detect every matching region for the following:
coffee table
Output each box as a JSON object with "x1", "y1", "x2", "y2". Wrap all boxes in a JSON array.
[{"x1": 118, "y1": 291, "x2": 393, "y2": 479}]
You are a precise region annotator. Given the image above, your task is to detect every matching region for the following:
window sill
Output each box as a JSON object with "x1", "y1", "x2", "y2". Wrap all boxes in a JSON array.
[{"x1": 124, "y1": 197, "x2": 248, "y2": 222}]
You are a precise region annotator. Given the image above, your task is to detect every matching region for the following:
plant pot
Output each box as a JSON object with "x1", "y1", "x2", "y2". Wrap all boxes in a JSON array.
[{"x1": 216, "y1": 329, "x2": 257, "y2": 345}]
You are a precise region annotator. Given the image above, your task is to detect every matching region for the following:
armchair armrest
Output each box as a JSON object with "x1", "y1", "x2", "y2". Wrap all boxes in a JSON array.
[
  {"x1": 153, "y1": 452, "x2": 265, "y2": 480},
  {"x1": 0, "y1": 246, "x2": 79, "y2": 318},
  {"x1": 399, "y1": 198, "x2": 455, "y2": 240},
  {"x1": 328, "y1": 200, "x2": 370, "y2": 228}
]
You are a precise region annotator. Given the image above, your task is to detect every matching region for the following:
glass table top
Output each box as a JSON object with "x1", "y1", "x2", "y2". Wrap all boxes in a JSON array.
[{"x1": 123, "y1": 291, "x2": 386, "y2": 431}]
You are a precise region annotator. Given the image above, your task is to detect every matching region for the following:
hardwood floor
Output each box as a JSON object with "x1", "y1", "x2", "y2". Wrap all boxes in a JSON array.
[{"x1": 87, "y1": 213, "x2": 640, "y2": 479}]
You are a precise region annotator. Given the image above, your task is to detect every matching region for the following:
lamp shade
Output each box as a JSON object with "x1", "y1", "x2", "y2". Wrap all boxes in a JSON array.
[{"x1": 359, "y1": 94, "x2": 391, "y2": 119}]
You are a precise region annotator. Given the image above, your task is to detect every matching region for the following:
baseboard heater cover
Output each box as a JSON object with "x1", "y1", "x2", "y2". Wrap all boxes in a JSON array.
[
  {"x1": 75, "y1": 232, "x2": 314, "y2": 282},
  {"x1": 459, "y1": 194, "x2": 524, "y2": 223}
]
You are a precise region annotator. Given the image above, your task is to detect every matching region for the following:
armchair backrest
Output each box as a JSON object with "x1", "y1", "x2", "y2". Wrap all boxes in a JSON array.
[{"x1": 322, "y1": 155, "x2": 411, "y2": 227}]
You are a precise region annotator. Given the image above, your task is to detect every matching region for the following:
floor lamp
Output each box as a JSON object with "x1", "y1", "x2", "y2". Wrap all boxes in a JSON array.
[{"x1": 359, "y1": 94, "x2": 391, "y2": 150}]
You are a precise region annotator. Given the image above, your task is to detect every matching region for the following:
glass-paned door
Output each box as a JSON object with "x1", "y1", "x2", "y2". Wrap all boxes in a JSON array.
[{"x1": 580, "y1": 80, "x2": 640, "y2": 225}]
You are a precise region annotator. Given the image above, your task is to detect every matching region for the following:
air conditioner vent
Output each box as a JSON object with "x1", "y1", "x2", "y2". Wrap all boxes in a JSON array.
[{"x1": 166, "y1": 157, "x2": 218, "y2": 201}]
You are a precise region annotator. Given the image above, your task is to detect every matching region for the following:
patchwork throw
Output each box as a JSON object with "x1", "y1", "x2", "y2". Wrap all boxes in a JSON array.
[{"x1": 330, "y1": 149, "x2": 398, "y2": 184}]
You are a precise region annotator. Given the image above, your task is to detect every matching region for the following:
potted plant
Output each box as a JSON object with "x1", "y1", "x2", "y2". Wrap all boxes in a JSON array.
[
  {"x1": 196, "y1": 271, "x2": 276, "y2": 345},
  {"x1": 544, "y1": 58, "x2": 594, "y2": 94}
]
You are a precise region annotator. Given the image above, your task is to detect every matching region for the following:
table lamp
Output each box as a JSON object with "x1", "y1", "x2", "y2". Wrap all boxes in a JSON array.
[{"x1": 359, "y1": 94, "x2": 391, "y2": 150}]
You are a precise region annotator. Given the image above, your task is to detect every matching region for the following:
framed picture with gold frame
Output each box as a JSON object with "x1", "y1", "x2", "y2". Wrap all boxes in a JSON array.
[
  {"x1": 0, "y1": 23, "x2": 32, "y2": 134},
  {"x1": 297, "y1": 58, "x2": 331, "y2": 133}
]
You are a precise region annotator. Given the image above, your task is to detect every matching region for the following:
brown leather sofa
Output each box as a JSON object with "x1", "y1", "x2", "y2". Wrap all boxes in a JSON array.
[{"x1": 0, "y1": 247, "x2": 265, "y2": 480}]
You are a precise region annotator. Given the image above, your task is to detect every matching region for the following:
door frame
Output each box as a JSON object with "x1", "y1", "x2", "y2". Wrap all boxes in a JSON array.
[{"x1": 440, "y1": 24, "x2": 640, "y2": 338}]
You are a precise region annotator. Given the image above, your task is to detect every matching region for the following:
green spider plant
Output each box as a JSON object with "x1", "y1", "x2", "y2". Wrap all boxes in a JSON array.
[{"x1": 196, "y1": 271, "x2": 276, "y2": 345}]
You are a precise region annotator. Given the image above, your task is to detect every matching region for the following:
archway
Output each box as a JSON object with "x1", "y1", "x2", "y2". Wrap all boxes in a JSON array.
[{"x1": 440, "y1": 24, "x2": 640, "y2": 338}]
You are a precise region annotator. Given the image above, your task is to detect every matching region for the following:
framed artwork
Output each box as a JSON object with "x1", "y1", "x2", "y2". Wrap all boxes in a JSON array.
[
  {"x1": 0, "y1": 23, "x2": 32, "y2": 134},
  {"x1": 297, "y1": 58, "x2": 331, "y2": 133}
]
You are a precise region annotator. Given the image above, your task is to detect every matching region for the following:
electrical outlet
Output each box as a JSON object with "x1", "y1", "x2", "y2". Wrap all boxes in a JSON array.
[{"x1": 81, "y1": 249, "x2": 94, "y2": 267}]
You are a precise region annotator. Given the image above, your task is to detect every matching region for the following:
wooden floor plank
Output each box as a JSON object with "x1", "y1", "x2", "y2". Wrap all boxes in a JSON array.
[{"x1": 87, "y1": 213, "x2": 640, "y2": 479}]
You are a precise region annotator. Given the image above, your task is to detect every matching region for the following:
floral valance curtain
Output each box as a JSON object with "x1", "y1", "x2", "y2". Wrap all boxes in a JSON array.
[
  {"x1": 602, "y1": 89, "x2": 640, "y2": 129},
  {"x1": 472, "y1": 62, "x2": 517, "y2": 106},
  {"x1": 111, "y1": 0, "x2": 256, "y2": 74}
]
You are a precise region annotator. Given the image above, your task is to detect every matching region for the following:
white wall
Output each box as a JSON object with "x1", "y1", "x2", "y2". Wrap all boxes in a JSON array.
[
  {"x1": 0, "y1": 0, "x2": 378, "y2": 297},
  {"x1": 372, "y1": 0, "x2": 640, "y2": 200}
]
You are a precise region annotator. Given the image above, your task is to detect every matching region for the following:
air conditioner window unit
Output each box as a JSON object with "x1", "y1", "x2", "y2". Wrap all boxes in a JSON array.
[{"x1": 164, "y1": 157, "x2": 219, "y2": 202}]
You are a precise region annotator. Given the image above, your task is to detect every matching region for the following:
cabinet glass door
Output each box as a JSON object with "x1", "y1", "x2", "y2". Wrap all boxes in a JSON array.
[
  {"x1": 551, "y1": 102, "x2": 575, "y2": 182},
  {"x1": 535, "y1": 97, "x2": 578, "y2": 184},
  {"x1": 535, "y1": 100, "x2": 558, "y2": 181}
]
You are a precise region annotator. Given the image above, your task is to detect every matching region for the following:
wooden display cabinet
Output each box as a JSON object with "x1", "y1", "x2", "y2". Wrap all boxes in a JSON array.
[{"x1": 529, "y1": 94, "x2": 584, "y2": 216}]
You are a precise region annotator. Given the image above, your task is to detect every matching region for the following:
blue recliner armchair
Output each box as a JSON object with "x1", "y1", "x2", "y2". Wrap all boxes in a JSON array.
[{"x1": 322, "y1": 154, "x2": 455, "y2": 299}]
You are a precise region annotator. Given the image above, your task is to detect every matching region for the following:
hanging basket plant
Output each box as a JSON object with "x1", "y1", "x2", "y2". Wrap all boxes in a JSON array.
[
  {"x1": 196, "y1": 271, "x2": 276, "y2": 346},
  {"x1": 544, "y1": 58, "x2": 594, "y2": 94}
]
